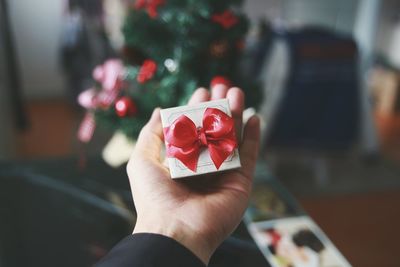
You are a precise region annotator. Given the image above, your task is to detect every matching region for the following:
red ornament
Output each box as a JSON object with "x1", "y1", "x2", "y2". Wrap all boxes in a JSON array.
[
  {"x1": 115, "y1": 97, "x2": 138, "y2": 117},
  {"x1": 137, "y1": 59, "x2": 157, "y2": 84},
  {"x1": 210, "y1": 76, "x2": 232, "y2": 88},
  {"x1": 212, "y1": 10, "x2": 238, "y2": 29},
  {"x1": 134, "y1": 0, "x2": 146, "y2": 9},
  {"x1": 134, "y1": 0, "x2": 165, "y2": 18}
]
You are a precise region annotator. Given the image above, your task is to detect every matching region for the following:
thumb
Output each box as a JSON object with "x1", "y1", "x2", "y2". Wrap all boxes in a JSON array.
[
  {"x1": 133, "y1": 108, "x2": 164, "y2": 161},
  {"x1": 239, "y1": 115, "x2": 260, "y2": 178}
]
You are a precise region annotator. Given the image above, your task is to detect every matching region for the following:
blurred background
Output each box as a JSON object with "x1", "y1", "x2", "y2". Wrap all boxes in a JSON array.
[{"x1": 1, "y1": 0, "x2": 400, "y2": 266}]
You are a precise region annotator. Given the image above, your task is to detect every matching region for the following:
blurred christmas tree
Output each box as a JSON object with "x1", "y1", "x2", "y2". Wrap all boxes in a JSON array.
[{"x1": 78, "y1": 0, "x2": 262, "y2": 143}]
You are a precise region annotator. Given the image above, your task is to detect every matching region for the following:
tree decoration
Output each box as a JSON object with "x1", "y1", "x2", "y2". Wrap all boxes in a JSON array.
[
  {"x1": 164, "y1": 58, "x2": 177, "y2": 73},
  {"x1": 77, "y1": 113, "x2": 96, "y2": 143},
  {"x1": 77, "y1": 0, "x2": 262, "y2": 143},
  {"x1": 96, "y1": 89, "x2": 120, "y2": 109},
  {"x1": 211, "y1": 10, "x2": 238, "y2": 29},
  {"x1": 93, "y1": 59, "x2": 124, "y2": 91},
  {"x1": 210, "y1": 76, "x2": 232, "y2": 88},
  {"x1": 137, "y1": 59, "x2": 157, "y2": 84},
  {"x1": 78, "y1": 88, "x2": 97, "y2": 109},
  {"x1": 134, "y1": 0, "x2": 165, "y2": 19},
  {"x1": 115, "y1": 96, "x2": 138, "y2": 117},
  {"x1": 210, "y1": 39, "x2": 229, "y2": 58}
]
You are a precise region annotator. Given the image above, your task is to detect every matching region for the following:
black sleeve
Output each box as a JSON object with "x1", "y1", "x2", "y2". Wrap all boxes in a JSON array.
[{"x1": 95, "y1": 233, "x2": 206, "y2": 267}]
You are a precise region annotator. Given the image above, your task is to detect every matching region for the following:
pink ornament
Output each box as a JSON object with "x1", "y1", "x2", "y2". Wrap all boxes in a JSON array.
[
  {"x1": 96, "y1": 89, "x2": 119, "y2": 109},
  {"x1": 92, "y1": 59, "x2": 125, "y2": 91},
  {"x1": 77, "y1": 113, "x2": 96, "y2": 143},
  {"x1": 93, "y1": 66, "x2": 105, "y2": 82},
  {"x1": 78, "y1": 88, "x2": 97, "y2": 109}
]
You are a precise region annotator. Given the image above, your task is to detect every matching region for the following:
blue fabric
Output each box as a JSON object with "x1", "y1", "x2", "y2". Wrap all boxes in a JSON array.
[{"x1": 269, "y1": 28, "x2": 359, "y2": 150}]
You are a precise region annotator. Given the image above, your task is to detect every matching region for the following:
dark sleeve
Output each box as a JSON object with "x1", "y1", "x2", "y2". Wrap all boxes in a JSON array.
[{"x1": 95, "y1": 233, "x2": 206, "y2": 267}]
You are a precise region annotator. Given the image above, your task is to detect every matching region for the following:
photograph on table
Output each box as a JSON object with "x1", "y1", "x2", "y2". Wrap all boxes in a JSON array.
[{"x1": 248, "y1": 216, "x2": 352, "y2": 267}]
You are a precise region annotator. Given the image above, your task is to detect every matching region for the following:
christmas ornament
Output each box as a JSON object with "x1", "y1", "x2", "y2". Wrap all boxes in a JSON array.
[
  {"x1": 76, "y1": 0, "x2": 262, "y2": 159},
  {"x1": 78, "y1": 87, "x2": 119, "y2": 110},
  {"x1": 77, "y1": 113, "x2": 96, "y2": 143},
  {"x1": 164, "y1": 58, "x2": 177, "y2": 72},
  {"x1": 210, "y1": 39, "x2": 229, "y2": 58},
  {"x1": 212, "y1": 10, "x2": 238, "y2": 29},
  {"x1": 115, "y1": 97, "x2": 138, "y2": 117},
  {"x1": 134, "y1": 0, "x2": 146, "y2": 9},
  {"x1": 137, "y1": 59, "x2": 157, "y2": 83},
  {"x1": 210, "y1": 76, "x2": 232, "y2": 88},
  {"x1": 160, "y1": 99, "x2": 241, "y2": 178},
  {"x1": 78, "y1": 88, "x2": 97, "y2": 109},
  {"x1": 93, "y1": 59, "x2": 125, "y2": 91},
  {"x1": 102, "y1": 131, "x2": 136, "y2": 168},
  {"x1": 134, "y1": 0, "x2": 165, "y2": 18},
  {"x1": 96, "y1": 89, "x2": 119, "y2": 109}
]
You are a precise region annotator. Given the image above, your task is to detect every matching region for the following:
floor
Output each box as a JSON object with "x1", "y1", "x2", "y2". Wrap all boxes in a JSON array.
[
  {"x1": 301, "y1": 191, "x2": 400, "y2": 267},
  {"x1": 13, "y1": 99, "x2": 400, "y2": 267}
]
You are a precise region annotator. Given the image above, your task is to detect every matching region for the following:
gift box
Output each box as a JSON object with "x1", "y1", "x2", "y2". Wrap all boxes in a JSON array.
[{"x1": 160, "y1": 99, "x2": 241, "y2": 179}]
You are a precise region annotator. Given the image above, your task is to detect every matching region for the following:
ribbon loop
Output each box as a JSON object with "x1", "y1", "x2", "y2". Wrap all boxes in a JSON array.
[{"x1": 164, "y1": 107, "x2": 237, "y2": 172}]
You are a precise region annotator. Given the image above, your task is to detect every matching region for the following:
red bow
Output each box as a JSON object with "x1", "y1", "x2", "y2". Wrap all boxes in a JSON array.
[{"x1": 164, "y1": 108, "x2": 237, "y2": 172}]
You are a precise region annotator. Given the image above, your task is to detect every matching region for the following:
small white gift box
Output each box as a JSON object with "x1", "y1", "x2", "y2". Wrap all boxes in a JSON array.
[{"x1": 160, "y1": 99, "x2": 241, "y2": 179}]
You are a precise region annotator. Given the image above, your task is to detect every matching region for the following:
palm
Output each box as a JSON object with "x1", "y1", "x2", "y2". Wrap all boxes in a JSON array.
[{"x1": 127, "y1": 86, "x2": 260, "y2": 263}]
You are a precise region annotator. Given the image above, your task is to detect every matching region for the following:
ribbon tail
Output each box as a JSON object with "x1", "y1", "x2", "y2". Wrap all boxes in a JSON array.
[
  {"x1": 166, "y1": 144, "x2": 201, "y2": 172},
  {"x1": 208, "y1": 141, "x2": 236, "y2": 170}
]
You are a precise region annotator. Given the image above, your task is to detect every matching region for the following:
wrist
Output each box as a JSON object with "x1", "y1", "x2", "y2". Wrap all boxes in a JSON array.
[{"x1": 133, "y1": 216, "x2": 215, "y2": 265}]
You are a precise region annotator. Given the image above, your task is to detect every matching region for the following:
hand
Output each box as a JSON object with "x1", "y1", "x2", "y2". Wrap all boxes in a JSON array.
[{"x1": 127, "y1": 85, "x2": 260, "y2": 264}]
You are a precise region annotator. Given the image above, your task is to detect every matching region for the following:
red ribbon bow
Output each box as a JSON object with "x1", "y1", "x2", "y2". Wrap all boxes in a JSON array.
[{"x1": 164, "y1": 108, "x2": 237, "y2": 172}]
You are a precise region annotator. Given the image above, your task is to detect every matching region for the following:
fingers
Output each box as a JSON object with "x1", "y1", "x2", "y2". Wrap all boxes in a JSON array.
[
  {"x1": 191, "y1": 85, "x2": 244, "y2": 141},
  {"x1": 227, "y1": 87, "x2": 244, "y2": 140},
  {"x1": 188, "y1": 88, "x2": 210, "y2": 105},
  {"x1": 211, "y1": 84, "x2": 228, "y2": 100},
  {"x1": 133, "y1": 108, "x2": 164, "y2": 161},
  {"x1": 239, "y1": 115, "x2": 260, "y2": 179}
]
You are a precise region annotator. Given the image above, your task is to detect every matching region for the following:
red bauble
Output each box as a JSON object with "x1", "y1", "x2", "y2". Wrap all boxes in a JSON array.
[
  {"x1": 115, "y1": 97, "x2": 138, "y2": 117},
  {"x1": 137, "y1": 59, "x2": 157, "y2": 84},
  {"x1": 212, "y1": 10, "x2": 238, "y2": 29},
  {"x1": 210, "y1": 76, "x2": 232, "y2": 88},
  {"x1": 133, "y1": 0, "x2": 165, "y2": 18}
]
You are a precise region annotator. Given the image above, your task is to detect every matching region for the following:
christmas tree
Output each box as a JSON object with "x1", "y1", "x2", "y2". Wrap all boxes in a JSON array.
[{"x1": 78, "y1": 0, "x2": 262, "y2": 142}]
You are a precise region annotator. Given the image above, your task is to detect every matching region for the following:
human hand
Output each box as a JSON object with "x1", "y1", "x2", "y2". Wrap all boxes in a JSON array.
[{"x1": 127, "y1": 85, "x2": 260, "y2": 264}]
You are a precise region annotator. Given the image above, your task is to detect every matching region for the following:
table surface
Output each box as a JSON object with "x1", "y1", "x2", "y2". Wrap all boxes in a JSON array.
[{"x1": 0, "y1": 157, "x2": 305, "y2": 267}]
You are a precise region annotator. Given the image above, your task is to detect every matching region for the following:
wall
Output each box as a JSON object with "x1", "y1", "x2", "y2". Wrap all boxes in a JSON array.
[
  {"x1": 7, "y1": 0, "x2": 396, "y2": 99},
  {"x1": 244, "y1": 0, "x2": 359, "y2": 35},
  {"x1": 375, "y1": 0, "x2": 400, "y2": 67},
  {"x1": 0, "y1": 2, "x2": 15, "y2": 158},
  {"x1": 9, "y1": 0, "x2": 65, "y2": 99}
]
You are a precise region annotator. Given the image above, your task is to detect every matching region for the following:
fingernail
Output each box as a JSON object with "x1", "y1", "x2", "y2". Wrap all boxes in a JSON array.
[{"x1": 249, "y1": 115, "x2": 260, "y2": 126}]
